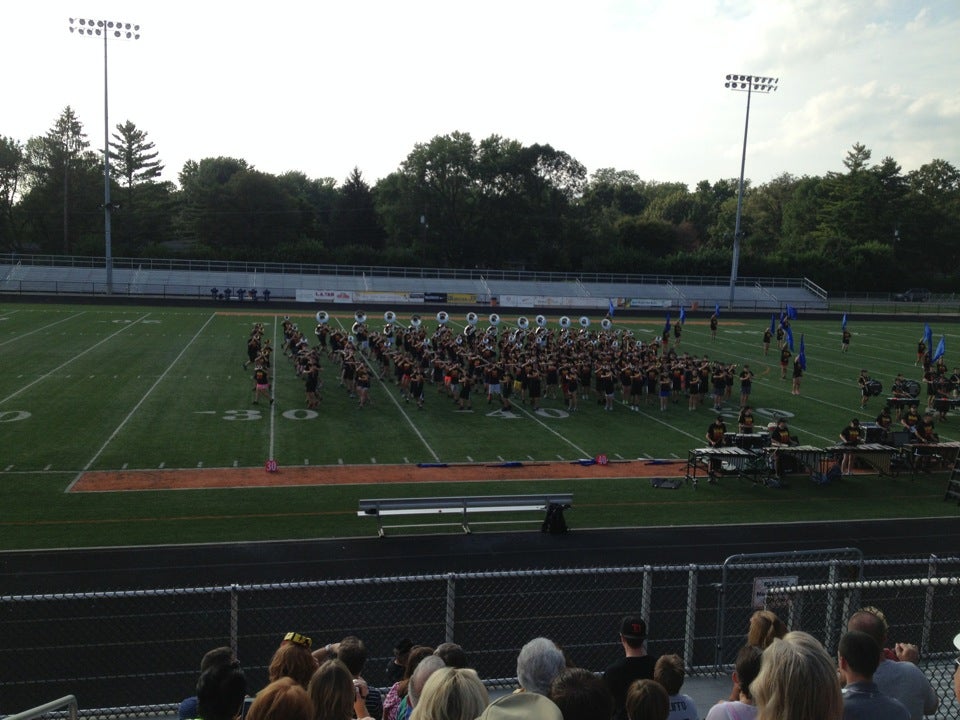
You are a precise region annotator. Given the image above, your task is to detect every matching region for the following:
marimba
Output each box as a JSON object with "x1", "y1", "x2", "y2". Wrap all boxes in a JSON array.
[
  {"x1": 905, "y1": 441, "x2": 960, "y2": 475},
  {"x1": 766, "y1": 445, "x2": 824, "y2": 474},
  {"x1": 832, "y1": 442, "x2": 898, "y2": 475},
  {"x1": 686, "y1": 446, "x2": 764, "y2": 486}
]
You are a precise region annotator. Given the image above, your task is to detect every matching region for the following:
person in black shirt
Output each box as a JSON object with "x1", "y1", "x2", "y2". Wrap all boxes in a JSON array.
[
  {"x1": 603, "y1": 616, "x2": 657, "y2": 720},
  {"x1": 839, "y1": 418, "x2": 862, "y2": 475}
]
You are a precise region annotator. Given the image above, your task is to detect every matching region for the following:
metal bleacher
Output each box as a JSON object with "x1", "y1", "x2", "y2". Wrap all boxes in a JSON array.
[{"x1": 0, "y1": 255, "x2": 828, "y2": 311}]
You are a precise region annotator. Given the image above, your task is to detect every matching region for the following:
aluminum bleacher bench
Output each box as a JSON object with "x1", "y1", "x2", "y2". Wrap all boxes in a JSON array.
[{"x1": 357, "y1": 493, "x2": 573, "y2": 536}]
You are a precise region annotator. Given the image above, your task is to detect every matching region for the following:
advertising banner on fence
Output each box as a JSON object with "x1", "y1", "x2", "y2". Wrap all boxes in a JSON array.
[
  {"x1": 296, "y1": 289, "x2": 355, "y2": 303},
  {"x1": 628, "y1": 298, "x2": 672, "y2": 308}
]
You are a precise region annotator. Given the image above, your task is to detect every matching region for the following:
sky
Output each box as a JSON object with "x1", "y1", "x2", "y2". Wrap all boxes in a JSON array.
[{"x1": 5, "y1": 0, "x2": 960, "y2": 190}]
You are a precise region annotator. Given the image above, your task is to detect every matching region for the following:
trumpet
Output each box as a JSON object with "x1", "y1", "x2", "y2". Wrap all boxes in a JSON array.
[
  {"x1": 437, "y1": 311, "x2": 449, "y2": 324},
  {"x1": 384, "y1": 310, "x2": 397, "y2": 324},
  {"x1": 315, "y1": 310, "x2": 329, "y2": 324}
]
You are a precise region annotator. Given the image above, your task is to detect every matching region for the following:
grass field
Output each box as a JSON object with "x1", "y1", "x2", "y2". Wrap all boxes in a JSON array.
[{"x1": 1, "y1": 302, "x2": 958, "y2": 550}]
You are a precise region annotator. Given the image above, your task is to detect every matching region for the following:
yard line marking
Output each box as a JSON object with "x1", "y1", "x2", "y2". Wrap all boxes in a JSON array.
[
  {"x1": 197, "y1": 462, "x2": 203, "y2": 468},
  {"x1": 371, "y1": 457, "x2": 377, "y2": 464},
  {"x1": 338, "y1": 458, "x2": 344, "y2": 465},
  {"x1": 267, "y1": 315, "x2": 279, "y2": 462},
  {"x1": 0, "y1": 313, "x2": 150, "y2": 406},
  {"x1": 65, "y1": 313, "x2": 216, "y2": 492},
  {"x1": 336, "y1": 318, "x2": 442, "y2": 463},
  {"x1": 122, "y1": 463, "x2": 128, "y2": 470},
  {"x1": 556, "y1": 454, "x2": 565, "y2": 460},
  {"x1": 0, "y1": 311, "x2": 86, "y2": 349},
  {"x1": 4, "y1": 465, "x2": 12, "y2": 471},
  {"x1": 44, "y1": 464, "x2": 52, "y2": 471},
  {"x1": 513, "y1": 404, "x2": 592, "y2": 457},
  {"x1": 159, "y1": 462, "x2": 165, "y2": 469},
  {"x1": 403, "y1": 457, "x2": 410, "y2": 464},
  {"x1": 466, "y1": 455, "x2": 474, "y2": 462}
]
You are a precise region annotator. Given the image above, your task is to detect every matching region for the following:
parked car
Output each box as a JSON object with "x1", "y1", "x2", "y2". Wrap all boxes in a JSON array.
[{"x1": 893, "y1": 288, "x2": 931, "y2": 302}]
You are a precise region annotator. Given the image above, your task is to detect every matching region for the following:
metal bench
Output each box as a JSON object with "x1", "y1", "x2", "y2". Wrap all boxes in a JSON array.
[{"x1": 357, "y1": 494, "x2": 573, "y2": 536}]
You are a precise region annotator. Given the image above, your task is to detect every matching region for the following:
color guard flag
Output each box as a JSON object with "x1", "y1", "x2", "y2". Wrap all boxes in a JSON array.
[
  {"x1": 608, "y1": 298, "x2": 616, "y2": 317},
  {"x1": 786, "y1": 305, "x2": 799, "y2": 320},
  {"x1": 786, "y1": 325, "x2": 795, "y2": 352},
  {"x1": 714, "y1": 302, "x2": 721, "y2": 317},
  {"x1": 923, "y1": 323, "x2": 933, "y2": 349},
  {"x1": 663, "y1": 313, "x2": 671, "y2": 337},
  {"x1": 798, "y1": 334, "x2": 807, "y2": 370},
  {"x1": 770, "y1": 314, "x2": 776, "y2": 336},
  {"x1": 841, "y1": 313, "x2": 848, "y2": 330},
  {"x1": 934, "y1": 335, "x2": 946, "y2": 361},
  {"x1": 679, "y1": 305, "x2": 686, "y2": 325}
]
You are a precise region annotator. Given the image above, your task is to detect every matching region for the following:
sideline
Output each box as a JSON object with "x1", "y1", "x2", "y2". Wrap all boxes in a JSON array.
[{"x1": 0, "y1": 311, "x2": 84, "y2": 349}]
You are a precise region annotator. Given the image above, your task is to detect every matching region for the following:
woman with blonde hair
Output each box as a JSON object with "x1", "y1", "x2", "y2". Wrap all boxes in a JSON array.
[
  {"x1": 747, "y1": 610, "x2": 787, "y2": 649},
  {"x1": 409, "y1": 667, "x2": 489, "y2": 720},
  {"x1": 246, "y1": 678, "x2": 313, "y2": 720},
  {"x1": 751, "y1": 631, "x2": 843, "y2": 720}
]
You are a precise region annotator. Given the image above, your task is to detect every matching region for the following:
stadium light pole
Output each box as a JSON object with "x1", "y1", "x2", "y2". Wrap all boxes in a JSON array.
[
  {"x1": 724, "y1": 73, "x2": 778, "y2": 310},
  {"x1": 69, "y1": 17, "x2": 141, "y2": 294}
]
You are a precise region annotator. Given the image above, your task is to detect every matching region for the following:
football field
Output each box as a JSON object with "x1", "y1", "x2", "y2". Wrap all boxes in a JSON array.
[{"x1": 0, "y1": 302, "x2": 957, "y2": 549}]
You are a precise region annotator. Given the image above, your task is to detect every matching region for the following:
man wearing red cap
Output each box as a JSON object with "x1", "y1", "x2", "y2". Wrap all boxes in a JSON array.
[{"x1": 603, "y1": 615, "x2": 658, "y2": 720}]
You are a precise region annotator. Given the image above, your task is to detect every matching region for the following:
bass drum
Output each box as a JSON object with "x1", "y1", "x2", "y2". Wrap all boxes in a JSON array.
[
  {"x1": 902, "y1": 379, "x2": 921, "y2": 398},
  {"x1": 865, "y1": 379, "x2": 883, "y2": 397}
]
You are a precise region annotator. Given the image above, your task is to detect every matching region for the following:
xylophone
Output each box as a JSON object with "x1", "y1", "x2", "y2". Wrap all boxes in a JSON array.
[
  {"x1": 686, "y1": 446, "x2": 763, "y2": 486},
  {"x1": 831, "y1": 442, "x2": 898, "y2": 475}
]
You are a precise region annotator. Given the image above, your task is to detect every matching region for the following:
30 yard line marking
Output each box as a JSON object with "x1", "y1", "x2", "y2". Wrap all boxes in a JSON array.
[
  {"x1": 66, "y1": 313, "x2": 217, "y2": 492},
  {"x1": 1, "y1": 313, "x2": 149, "y2": 406}
]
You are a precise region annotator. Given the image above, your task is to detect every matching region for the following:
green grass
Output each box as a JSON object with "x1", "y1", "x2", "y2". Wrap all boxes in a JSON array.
[{"x1": 1, "y1": 303, "x2": 958, "y2": 549}]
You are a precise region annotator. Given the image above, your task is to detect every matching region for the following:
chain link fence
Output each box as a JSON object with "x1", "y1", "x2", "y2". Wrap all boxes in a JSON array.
[{"x1": 2, "y1": 552, "x2": 958, "y2": 719}]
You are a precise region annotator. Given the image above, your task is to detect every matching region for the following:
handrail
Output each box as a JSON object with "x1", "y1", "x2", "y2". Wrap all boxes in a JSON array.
[{"x1": 3, "y1": 695, "x2": 78, "y2": 720}]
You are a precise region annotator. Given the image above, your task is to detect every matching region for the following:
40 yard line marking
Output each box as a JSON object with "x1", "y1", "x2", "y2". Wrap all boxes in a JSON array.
[{"x1": 65, "y1": 313, "x2": 217, "y2": 492}]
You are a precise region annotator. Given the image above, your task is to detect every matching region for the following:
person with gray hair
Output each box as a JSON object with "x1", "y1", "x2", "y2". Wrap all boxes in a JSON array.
[
  {"x1": 404, "y1": 654, "x2": 446, "y2": 718},
  {"x1": 516, "y1": 637, "x2": 567, "y2": 696}
]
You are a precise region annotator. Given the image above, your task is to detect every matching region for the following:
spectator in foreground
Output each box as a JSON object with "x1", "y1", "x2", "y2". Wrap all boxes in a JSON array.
[
  {"x1": 336, "y1": 636, "x2": 383, "y2": 720},
  {"x1": 625, "y1": 679, "x2": 669, "y2": 720},
  {"x1": 247, "y1": 677, "x2": 313, "y2": 720},
  {"x1": 846, "y1": 609, "x2": 939, "y2": 720},
  {"x1": 751, "y1": 631, "x2": 842, "y2": 720},
  {"x1": 604, "y1": 616, "x2": 657, "y2": 720},
  {"x1": 269, "y1": 641, "x2": 319, "y2": 689},
  {"x1": 308, "y1": 658, "x2": 369, "y2": 720},
  {"x1": 384, "y1": 645, "x2": 435, "y2": 720},
  {"x1": 838, "y1": 630, "x2": 909, "y2": 720},
  {"x1": 653, "y1": 655, "x2": 697, "y2": 720},
  {"x1": 399, "y1": 655, "x2": 446, "y2": 720},
  {"x1": 180, "y1": 646, "x2": 236, "y2": 720},
  {"x1": 477, "y1": 693, "x2": 563, "y2": 720},
  {"x1": 516, "y1": 637, "x2": 567, "y2": 696},
  {"x1": 195, "y1": 659, "x2": 247, "y2": 720},
  {"x1": 386, "y1": 639, "x2": 415, "y2": 684},
  {"x1": 549, "y1": 666, "x2": 614, "y2": 720},
  {"x1": 409, "y1": 666, "x2": 488, "y2": 720},
  {"x1": 705, "y1": 645, "x2": 761, "y2": 720},
  {"x1": 434, "y1": 642, "x2": 468, "y2": 669},
  {"x1": 747, "y1": 610, "x2": 787, "y2": 649}
]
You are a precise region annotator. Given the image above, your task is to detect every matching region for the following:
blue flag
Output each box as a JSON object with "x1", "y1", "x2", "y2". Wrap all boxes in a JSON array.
[
  {"x1": 786, "y1": 305, "x2": 798, "y2": 320},
  {"x1": 923, "y1": 323, "x2": 932, "y2": 347},
  {"x1": 714, "y1": 302, "x2": 721, "y2": 317},
  {"x1": 841, "y1": 313, "x2": 847, "y2": 330},
  {"x1": 770, "y1": 314, "x2": 776, "y2": 336},
  {"x1": 679, "y1": 306, "x2": 686, "y2": 325},
  {"x1": 798, "y1": 334, "x2": 807, "y2": 370},
  {"x1": 786, "y1": 325, "x2": 795, "y2": 352},
  {"x1": 608, "y1": 298, "x2": 616, "y2": 317},
  {"x1": 934, "y1": 335, "x2": 946, "y2": 361},
  {"x1": 663, "y1": 313, "x2": 671, "y2": 337}
]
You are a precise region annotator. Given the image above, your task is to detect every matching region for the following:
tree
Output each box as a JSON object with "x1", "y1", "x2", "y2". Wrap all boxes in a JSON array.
[
  {"x1": 331, "y1": 167, "x2": 385, "y2": 254},
  {"x1": 109, "y1": 120, "x2": 164, "y2": 202},
  {"x1": 20, "y1": 107, "x2": 99, "y2": 253},
  {"x1": 0, "y1": 136, "x2": 25, "y2": 250}
]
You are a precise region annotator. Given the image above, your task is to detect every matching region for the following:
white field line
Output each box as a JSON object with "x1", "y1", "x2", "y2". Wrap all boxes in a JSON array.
[
  {"x1": 0, "y1": 313, "x2": 148, "y2": 406},
  {"x1": 269, "y1": 315, "x2": 278, "y2": 462},
  {"x1": 65, "y1": 313, "x2": 217, "y2": 491},
  {"x1": 512, "y1": 403, "x2": 593, "y2": 458},
  {"x1": 335, "y1": 317, "x2": 441, "y2": 463},
  {"x1": 0, "y1": 311, "x2": 85, "y2": 349}
]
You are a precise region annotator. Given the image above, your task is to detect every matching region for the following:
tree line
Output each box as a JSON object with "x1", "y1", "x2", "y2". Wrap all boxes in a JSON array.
[{"x1": 1, "y1": 107, "x2": 958, "y2": 291}]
